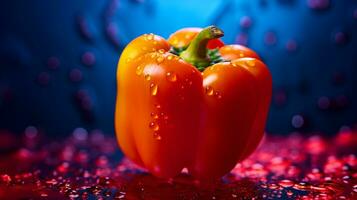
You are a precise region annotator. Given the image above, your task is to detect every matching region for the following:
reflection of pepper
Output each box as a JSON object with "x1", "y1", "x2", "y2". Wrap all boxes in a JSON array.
[{"x1": 115, "y1": 26, "x2": 272, "y2": 179}]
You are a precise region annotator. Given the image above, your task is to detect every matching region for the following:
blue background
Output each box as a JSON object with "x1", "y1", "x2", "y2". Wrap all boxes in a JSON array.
[{"x1": 1, "y1": 0, "x2": 356, "y2": 136}]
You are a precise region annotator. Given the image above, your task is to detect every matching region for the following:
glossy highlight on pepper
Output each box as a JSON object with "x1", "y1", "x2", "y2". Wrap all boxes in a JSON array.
[{"x1": 115, "y1": 26, "x2": 272, "y2": 179}]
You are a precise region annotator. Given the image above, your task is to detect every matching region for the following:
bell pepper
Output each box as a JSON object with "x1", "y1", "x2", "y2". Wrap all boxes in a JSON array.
[{"x1": 115, "y1": 26, "x2": 272, "y2": 179}]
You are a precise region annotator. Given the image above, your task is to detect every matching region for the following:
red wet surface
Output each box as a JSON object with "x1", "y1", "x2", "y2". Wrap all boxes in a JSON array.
[{"x1": 0, "y1": 129, "x2": 356, "y2": 199}]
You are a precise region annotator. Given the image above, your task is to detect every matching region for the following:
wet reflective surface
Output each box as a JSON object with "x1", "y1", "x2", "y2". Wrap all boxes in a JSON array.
[{"x1": 0, "y1": 129, "x2": 356, "y2": 199}]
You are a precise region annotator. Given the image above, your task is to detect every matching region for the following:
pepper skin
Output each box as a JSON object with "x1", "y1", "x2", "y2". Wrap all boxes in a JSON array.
[{"x1": 115, "y1": 26, "x2": 272, "y2": 179}]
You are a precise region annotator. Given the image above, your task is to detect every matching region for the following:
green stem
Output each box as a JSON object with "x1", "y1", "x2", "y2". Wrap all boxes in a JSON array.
[{"x1": 180, "y1": 26, "x2": 224, "y2": 70}]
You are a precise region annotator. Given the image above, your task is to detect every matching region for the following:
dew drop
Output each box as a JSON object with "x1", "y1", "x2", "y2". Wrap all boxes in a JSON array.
[
  {"x1": 279, "y1": 179, "x2": 294, "y2": 188},
  {"x1": 239, "y1": 53, "x2": 244, "y2": 57},
  {"x1": 286, "y1": 190, "x2": 293, "y2": 196},
  {"x1": 353, "y1": 185, "x2": 357, "y2": 192},
  {"x1": 150, "y1": 83, "x2": 158, "y2": 96},
  {"x1": 206, "y1": 86, "x2": 214, "y2": 96},
  {"x1": 147, "y1": 34, "x2": 154, "y2": 40},
  {"x1": 155, "y1": 104, "x2": 161, "y2": 109},
  {"x1": 167, "y1": 55, "x2": 173, "y2": 60},
  {"x1": 150, "y1": 112, "x2": 159, "y2": 119},
  {"x1": 144, "y1": 74, "x2": 151, "y2": 81},
  {"x1": 215, "y1": 91, "x2": 222, "y2": 99},
  {"x1": 156, "y1": 56, "x2": 164, "y2": 64},
  {"x1": 293, "y1": 182, "x2": 310, "y2": 191},
  {"x1": 153, "y1": 132, "x2": 162, "y2": 140},
  {"x1": 268, "y1": 183, "x2": 279, "y2": 190},
  {"x1": 136, "y1": 66, "x2": 143, "y2": 76},
  {"x1": 166, "y1": 72, "x2": 177, "y2": 82},
  {"x1": 149, "y1": 122, "x2": 159, "y2": 131},
  {"x1": 158, "y1": 49, "x2": 165, "y2": 54}
]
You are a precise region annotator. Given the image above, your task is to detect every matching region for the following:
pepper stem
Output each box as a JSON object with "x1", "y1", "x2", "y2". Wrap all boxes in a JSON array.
[{"x1": 180, "y1": 26, "x2": 224, "y2": 70}]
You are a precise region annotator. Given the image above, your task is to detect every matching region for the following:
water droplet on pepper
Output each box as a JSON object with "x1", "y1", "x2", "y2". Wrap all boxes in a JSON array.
[
  {"x1": 205, "y1": 86, "x2": 214, "y2": 96},
  {"x1": 147, "y1": 34, "x2": 154, "y2": 40},
  {"x1": 145, "y1": 74, "x2": 151, "y2": 81},
  {"x1": 136, "y1": 66, "x2": 143, "y2": 76},
  {"x1": 153, "y1": 132, "x2": 162, "y2": 140},
  {"x1": 150, "y1": 83, "x2": 158, "y2": 96},
  {"x1": 150, "y1": 112, "x2": 159, "y2": 119},
  {"x1": 156, "y1": 56, "x2": 164, "y2": 64},
  {"x1": 149, "y1": 122, "x2": 159, "y2": 131},
  {"x1": 166, "y1": 72, "x2": 177, "y2": 82}
]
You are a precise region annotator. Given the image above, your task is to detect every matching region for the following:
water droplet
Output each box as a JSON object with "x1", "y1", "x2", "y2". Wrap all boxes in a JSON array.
[
  {"x1": 150, "y1": 83, "x2": 158, "y2": 96},
  {"x1": 206, "y1": 86, "x2": 214, "y2": 96},
  {"x1": 153, "y1": 132, "x2": 162, "y2": 140},
  {"x1": 136, "y1": 66, "x2": 143, "y2": 76},
  {"x1": 150, "y1": 112, "x2": 159, "y2": 119},
  {"x1": 156, "y1": 56, "x2": 164, "y2": 64},
  {"x1": 215, "y1": 91, "x2": 222, "y2": 99},
  {"x1": 147, "y1": 34, "x2": 154, "y2": 40},
  {"x1": 167, "y1": 55, "x2": 173, "y2": 60},
  {"x1": 246, "y1": 60, "x2": 255, "y2": 67},
  {"x1": 286, "y1": 190, "x2": 293, "y2": 196},
  {"x1": 279, "y1": 179, "x2": 294, "y2": 188},
  {"x1": 150, "y1": 53, "x2": 156, "y2": 58},
  {"x1": 239, "y1": 53, "x2": 244, "y2": 57},
  {"x1": 145, "y1": 74, "x2": 151, "y2": 81},
  {"x1": 293, "y1": 182, "x2": 310, "y2": 191},
  {"x1": 158, "y1": 49, "x2": 165, "y2": 54},
  {"x1": 155, "y1": 104, "x2": 161, "y2": 109},
  {"x1": 166, "y1": 72, "x2": 177, "y2": 82},
  {"x1": 149, "y1": 121, "x2": 160, "y2": 131},
  {"x1": 268, "y1": 184, "x2": 279, "y2": 190}
]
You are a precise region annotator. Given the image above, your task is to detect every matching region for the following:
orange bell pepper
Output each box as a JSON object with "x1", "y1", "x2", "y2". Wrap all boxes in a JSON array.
[{"x1": 115, "y1": 26, "x2": 272, "y2": 179}]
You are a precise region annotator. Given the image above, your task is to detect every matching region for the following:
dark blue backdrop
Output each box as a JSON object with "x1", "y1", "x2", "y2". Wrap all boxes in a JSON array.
[{"x1": 1, "y1": 0, "x2": 356, "y2": 136}]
